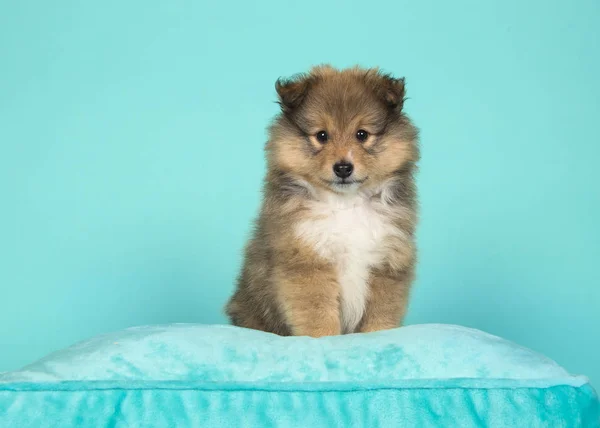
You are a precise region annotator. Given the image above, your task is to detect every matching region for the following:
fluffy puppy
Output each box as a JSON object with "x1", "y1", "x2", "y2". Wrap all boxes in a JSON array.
[{"x1": 226, "y1": 65, "x2": 419, "y2": 337}]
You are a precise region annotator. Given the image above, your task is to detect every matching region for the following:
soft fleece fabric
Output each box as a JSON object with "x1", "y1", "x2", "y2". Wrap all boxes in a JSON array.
[{"x1": 0, "y1": 324, "x2": 598, "y2": 427}]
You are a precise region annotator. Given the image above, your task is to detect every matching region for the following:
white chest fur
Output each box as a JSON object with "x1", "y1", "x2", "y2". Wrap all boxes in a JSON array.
[{"x1": 295, "y1": 193, "x2": 397, "y2": 333}]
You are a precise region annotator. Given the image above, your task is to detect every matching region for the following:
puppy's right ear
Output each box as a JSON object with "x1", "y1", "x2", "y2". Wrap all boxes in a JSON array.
[{"x1": 275, "y1": 74, "x2": 311, "y2": 112}]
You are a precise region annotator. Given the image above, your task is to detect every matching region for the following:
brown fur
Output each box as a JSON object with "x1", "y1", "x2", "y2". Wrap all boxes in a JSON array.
[{"x1": 226, "y1": 65, "x2": 419, "y2": 337}]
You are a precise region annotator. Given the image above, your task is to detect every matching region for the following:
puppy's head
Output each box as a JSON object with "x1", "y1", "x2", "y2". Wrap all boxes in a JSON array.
[{"x1": 268, "y1": 65, "x2": 418, "y2": 195}]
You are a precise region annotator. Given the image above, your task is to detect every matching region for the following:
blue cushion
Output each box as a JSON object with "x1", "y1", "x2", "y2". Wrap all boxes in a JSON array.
[{"x1": 1, "y1": 324, "x2": 598, "y2": 427}]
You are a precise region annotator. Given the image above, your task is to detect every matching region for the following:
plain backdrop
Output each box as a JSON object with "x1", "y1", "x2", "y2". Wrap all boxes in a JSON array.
[{"x1": 1, "y1": 0, "x2": 599, "y2": 387}]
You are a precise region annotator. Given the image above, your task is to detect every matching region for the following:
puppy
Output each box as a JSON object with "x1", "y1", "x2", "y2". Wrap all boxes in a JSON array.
[{"x1": 226, "y1": 65, "x2": 419, "y2": 337}]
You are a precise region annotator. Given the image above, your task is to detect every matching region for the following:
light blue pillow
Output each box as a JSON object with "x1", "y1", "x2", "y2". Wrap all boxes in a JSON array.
[{"x1": 1, "y1": 324, "x2": 598, "y2": 427}]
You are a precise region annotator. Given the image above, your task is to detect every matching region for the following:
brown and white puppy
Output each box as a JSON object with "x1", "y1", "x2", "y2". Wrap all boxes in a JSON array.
[{"x1": 226, "y1": 65, "x2": 419, "y2": 337}]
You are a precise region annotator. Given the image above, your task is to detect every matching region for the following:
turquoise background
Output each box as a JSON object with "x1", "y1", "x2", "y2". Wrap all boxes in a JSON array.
[{"x1": 1, "y1": 0, "x2": 598, "y2": 388}]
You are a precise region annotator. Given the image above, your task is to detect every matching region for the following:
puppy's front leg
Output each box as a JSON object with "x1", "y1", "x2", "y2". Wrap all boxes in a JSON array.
[
  {"x1": 358, "y1": 266, "x2": 413, "y2": 333},
  {"x1": 275, "y1": 262, "x2": 340, "y2": 337}
]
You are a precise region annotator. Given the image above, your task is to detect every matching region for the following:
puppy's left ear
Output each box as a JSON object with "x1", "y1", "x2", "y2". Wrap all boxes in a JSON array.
[
  {"x1": 275, "y1": 74, "x2": 312, "y2": 112},
  {"x1": 375, "y1": 74, "x2": 406, "y2": 111}
]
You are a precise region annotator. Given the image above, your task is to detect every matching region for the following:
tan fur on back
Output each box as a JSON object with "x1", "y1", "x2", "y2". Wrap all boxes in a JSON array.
[{"x1": 226, "y1": 65, "x2": 419, "y2": 337}]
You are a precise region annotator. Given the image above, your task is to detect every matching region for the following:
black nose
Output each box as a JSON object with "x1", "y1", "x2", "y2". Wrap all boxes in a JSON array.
[{"x1": 333, "y1": 162, "x2": 354, "y2": 179}]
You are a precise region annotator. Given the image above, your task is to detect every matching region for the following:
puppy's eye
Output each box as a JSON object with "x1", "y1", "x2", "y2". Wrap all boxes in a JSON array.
[
  {"x1": 316, "y1": 130, "x2": 328, "y2": 143},
  {"x1": 356, "y1": 129, "x2": 369, "y2": 142}
]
